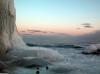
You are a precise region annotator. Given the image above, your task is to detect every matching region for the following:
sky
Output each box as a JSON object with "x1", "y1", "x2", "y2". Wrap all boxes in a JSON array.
[{"x1": 15, "y1": 0, "x2": 100, "y2": 36}]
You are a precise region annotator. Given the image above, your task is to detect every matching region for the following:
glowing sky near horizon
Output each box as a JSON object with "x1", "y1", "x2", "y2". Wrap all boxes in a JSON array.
[{"x1": 15, "y1": 0, "x2": 100, "y2": 35}]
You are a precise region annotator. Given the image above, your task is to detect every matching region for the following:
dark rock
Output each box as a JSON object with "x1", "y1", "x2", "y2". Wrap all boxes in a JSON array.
[
  {"x1": 46, "y1": 66, "x2": 49, "y2": 70},
  {"x1": 0, "y1": 61, "x2": 8, "y2": 72},
  {"x1": 36, "y1": 71, "x2": 40, "y2": 74}
]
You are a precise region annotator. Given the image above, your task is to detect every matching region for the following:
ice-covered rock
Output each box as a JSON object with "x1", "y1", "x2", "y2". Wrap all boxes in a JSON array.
[
  {"x1": 0, "y1": 0, "x2": 64, "y2": 67},
  {"x1": 86, "y1": 45, "x2": 97, "y2": 51},
  {"x1": 94, "y1": 44, "x2": 100, "y2": 49},
  {"x1": 85, "y1": 44, "x2": 100, "y2": 51},
  {"x1": 82, "y1": 44, "x2": 100, "y2": 55}
]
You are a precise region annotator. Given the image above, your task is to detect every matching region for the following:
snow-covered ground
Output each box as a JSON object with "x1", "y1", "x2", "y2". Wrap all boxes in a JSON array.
[{"x1": 8, "y1": 47, "x2": 100, "y2": 74}]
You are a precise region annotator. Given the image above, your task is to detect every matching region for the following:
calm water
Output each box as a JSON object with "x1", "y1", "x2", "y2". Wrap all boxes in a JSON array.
[{"x1": 8, "y1": 47, "x2": 100, "y2": 74}]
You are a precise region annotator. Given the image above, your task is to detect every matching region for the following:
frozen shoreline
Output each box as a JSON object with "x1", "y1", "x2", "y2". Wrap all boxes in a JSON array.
[{"x1": 1, "y1": 47, "x2": 100, "y2": 74}]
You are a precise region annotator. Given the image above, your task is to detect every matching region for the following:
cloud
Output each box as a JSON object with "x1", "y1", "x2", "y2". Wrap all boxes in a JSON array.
[
  {"x1": 27, "y1": 29, "x2": 48, "y2": 33},
  {"x1": 81, "y1": 23, "x2": 93, "y2": 28},
  {"x1": 21, "y1": 31, "x2": 26, "y2": 32},
  {"x1": 84, "y1": 25, "x2": 92, "y2": 28},
  {"x1": 76, "y1": 28, "x2": 81, "y2": 30},
  {"x1": 26, "y1": 29, "x2": 67, "y2": 35}
]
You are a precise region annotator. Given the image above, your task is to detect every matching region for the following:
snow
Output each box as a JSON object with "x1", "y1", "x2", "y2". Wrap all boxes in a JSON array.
[{"x1": 85, "y1": 44, "x2": 100, "y2": 51}]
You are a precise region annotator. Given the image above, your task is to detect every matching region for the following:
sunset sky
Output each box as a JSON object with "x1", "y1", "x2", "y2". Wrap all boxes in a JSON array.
[{"x1": 15, "y1": 0, "x2": 100, "y2": 36}]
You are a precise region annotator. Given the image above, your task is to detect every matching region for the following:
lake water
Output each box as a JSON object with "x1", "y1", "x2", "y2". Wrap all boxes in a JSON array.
[{"x1": 8, "y1": 47, "x2": 100, "y2": 74}]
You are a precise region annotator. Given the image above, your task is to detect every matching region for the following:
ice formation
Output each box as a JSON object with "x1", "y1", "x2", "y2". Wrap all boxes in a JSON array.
[
  {"x1": 86, "y1": 44, "x2": 100, "y2": 51},
  {"x1": 86, "y1": 45, "x2": 97, "y2": 51},
  {"x1": 0, "y1": 0, "x2": 64, "y2": 66}
]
